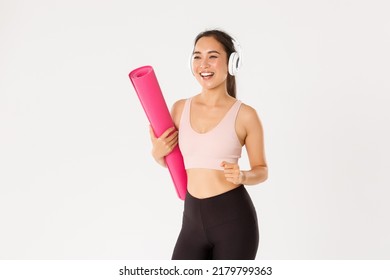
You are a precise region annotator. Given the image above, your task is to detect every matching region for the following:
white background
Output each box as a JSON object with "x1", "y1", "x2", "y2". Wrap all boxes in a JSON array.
[{"x1": 1, "y1": 0, "x2": 389, "y2": 260}]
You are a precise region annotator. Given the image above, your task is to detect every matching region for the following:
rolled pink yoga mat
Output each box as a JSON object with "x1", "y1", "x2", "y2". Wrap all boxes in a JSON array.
[{"x1": 129, "y1": 66, "x2": 187, "y2": 200}]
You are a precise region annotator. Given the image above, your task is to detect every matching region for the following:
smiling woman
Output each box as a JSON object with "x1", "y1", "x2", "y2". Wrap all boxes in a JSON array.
[
  {"x1": 190, "y1": 31, "x2": 241, "y2": 98},
  {"x1": 192, "y1": 39, "x2": 229, "y2": 93},
  {"x1": 149, "y1": 29, "x2": 268, "y2": 260}
]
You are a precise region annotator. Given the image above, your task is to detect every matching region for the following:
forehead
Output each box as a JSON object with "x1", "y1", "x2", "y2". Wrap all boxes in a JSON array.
[{"x1": 194, "y1": 36, "x2": 225, "y2": 53}]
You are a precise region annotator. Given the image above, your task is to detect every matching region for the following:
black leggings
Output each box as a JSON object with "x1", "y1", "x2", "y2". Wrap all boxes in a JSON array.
[{"x1": 172, "y1": 185, "x2": 259, "y2": 260}]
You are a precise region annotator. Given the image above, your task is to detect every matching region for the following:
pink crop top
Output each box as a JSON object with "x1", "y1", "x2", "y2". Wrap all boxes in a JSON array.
[{"x1": 178, "y1": 98, "x2": 243, "y2": 170}]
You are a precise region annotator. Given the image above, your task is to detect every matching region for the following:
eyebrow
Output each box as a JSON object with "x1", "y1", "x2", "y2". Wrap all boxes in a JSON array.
[{"x1": 193, "y1": 50, "x2": 221, "y2": 55}]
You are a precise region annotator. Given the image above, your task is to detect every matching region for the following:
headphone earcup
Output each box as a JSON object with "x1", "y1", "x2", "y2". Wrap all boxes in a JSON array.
[{"x1": 228, "y1": 51, "x2": 240, "y2": 76}]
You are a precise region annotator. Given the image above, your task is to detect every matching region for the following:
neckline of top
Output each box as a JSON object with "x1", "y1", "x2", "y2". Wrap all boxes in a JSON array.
[{"x1": 188, "y1": 97, "x2": 240, "y2": 135}]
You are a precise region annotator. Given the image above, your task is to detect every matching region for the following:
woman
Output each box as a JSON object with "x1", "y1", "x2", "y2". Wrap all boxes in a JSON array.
[{"x1": 149, "y1": 29, "x2": 268, "y2": 259}]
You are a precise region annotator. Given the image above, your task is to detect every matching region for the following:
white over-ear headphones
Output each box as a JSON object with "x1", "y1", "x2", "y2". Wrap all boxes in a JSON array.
[
  {"x1": 190, "y1": 37, "x2": 242, "y2": 76},
  {"x1": 228, "y1": 38, "x2": 242, "y2": 76}
]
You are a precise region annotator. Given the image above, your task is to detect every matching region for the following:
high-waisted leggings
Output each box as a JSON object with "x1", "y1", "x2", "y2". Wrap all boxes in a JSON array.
[{"x1": 172, "y1": 185, "x2": 259, "y2": 260}]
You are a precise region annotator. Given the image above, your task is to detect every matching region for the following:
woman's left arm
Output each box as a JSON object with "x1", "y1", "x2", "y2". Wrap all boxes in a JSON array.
[
  {"x1": 241, "y1": 104, "x2": 268, "y2": 185},
  {"x1": 222, "y1": 104, "x2": 268, "y2": 185}
]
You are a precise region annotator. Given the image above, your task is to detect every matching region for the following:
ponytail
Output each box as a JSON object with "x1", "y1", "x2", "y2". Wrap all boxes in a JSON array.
[{"x1": 227, "y1": 75, "x2": 236, "y2": 98}]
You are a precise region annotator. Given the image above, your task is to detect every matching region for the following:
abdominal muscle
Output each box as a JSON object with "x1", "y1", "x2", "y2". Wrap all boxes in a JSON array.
[{"x1": 186, "y1": 168, "x2": 241, "y2": 199}]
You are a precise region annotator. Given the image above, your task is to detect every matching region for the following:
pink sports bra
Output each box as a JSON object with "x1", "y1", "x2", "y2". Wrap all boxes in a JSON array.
[{"x1": 178, "y1": 98, "x2": 243, "y2": 170}]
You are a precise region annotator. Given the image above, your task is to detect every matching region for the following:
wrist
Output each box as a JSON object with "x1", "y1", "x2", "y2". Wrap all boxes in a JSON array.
[
  {"x1": 156, "y1": 157, "x2": 167, "y2": 167},
  {"x1": 151, "y1": 151, "x2": 167, "y2": 167},
  {"x1": 240, "y1": 171, "x2": 246, "y2": 185}
]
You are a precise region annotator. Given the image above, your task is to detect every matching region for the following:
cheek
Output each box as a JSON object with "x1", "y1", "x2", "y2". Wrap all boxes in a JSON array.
[
  {"x1": 214, "y1": 59, "x2": 228, "y2": 73},
  {"x1": 191, "y1": 61, "x2": 198, "y2": 72}
]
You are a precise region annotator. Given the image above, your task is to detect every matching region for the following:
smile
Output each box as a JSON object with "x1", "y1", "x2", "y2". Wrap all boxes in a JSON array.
[{"x1": 200, "y1": 72, "x2": 214, "y2": 78}]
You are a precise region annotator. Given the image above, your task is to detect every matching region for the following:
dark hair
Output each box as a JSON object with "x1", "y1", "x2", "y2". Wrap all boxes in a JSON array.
[{"x1": 194, "y1": 29, "x2": 238, "y2": 98}]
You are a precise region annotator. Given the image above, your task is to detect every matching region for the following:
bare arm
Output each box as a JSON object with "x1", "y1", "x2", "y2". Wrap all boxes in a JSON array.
[
  {"x1": 222, "y1": 104, "x2": 268, "y2": 185},
  {"x1": 241, "y1": 105, "x2": 268, "y2": 185},
  {"x1": 148, "y1": 99, "x2": 185, "y2": 167},
  {"x1": 149, "y1": 126, "x2": 177, "y2": 167}
]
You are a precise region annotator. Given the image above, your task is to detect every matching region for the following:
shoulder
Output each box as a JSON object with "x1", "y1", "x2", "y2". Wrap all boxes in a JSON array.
[
  {"x1": 171, "y1": 99, "x2": 187, "y2": 117},
  {"x1": 236, "y1": 102, "x2": 264, "y2": 135},
  {"x1": 171, "y1": 99, "x2": 187, "y2": 128},
  {"x1": 238, "y1": 102, "x2": 260, "y2": 122},
  {"x1": 171, "y1": 99, "x2": 187, "y2": 111}
]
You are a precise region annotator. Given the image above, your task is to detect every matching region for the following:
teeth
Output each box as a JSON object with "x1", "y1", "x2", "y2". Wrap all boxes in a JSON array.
[{"x1": 200, "y1": 72, "x2": 213, "y2": 77}]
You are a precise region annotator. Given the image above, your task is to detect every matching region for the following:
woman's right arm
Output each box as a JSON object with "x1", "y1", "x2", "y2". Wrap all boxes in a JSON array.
[
  {"x1": 149, "y1": 126, "x2": 178, "y2": 167},
  {"x1": 148, "y1": 99, "x2": 185, "y2": 167}
]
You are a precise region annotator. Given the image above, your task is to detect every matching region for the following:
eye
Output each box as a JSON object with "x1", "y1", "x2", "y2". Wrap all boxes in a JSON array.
[
  {"x1": 193, "y1": 56, "x2": 201, "y2": 60},
  {"x1": 209, "y1": 55, "x2": 218, "y2": 59}
]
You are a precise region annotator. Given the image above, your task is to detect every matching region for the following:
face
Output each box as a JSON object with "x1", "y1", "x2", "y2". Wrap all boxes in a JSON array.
[{"x1": 191, "y1": 36, "x2": 229, "y2": 92}]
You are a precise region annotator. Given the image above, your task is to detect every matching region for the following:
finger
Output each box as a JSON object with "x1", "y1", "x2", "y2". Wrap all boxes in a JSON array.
[
  {"x1": 161, "y1": 134, "x2": 178, "y2": 151},
  {"x1": 149, "y1": 125, "x2": 157, "y2": 140},
  {"x1": 165, "y1": 130, "x2": 178, "y2": 142},
  {"x1": 224, "y1": 166, "x2": 235, "y2": 172},
  {"x1": 221, "y1": 161, "x2": 231, "y2": 169},
  {"x1": 164, "y1": 131, "x2": 178, "y2": 147},
  {"x1": 171, "y1": 135, "x2": 179, "y2": 146},
  {"x1": 222, "y1": 163, "x2": 236, "y2": 170},
  {"x1": 170, "y1": 141, "x2": 178, "y2": 152},
  {"x1": 225, "y1": 177, "x2": 235, "y2": 184},
  {"x1": 222, "y1": 168, "x2": 233, "y2": 176},
  {"x1": 225, "y1": 175, "x2": 239, "y2": 184},
  {"x1": 167, "y1": 137, "x2": 178, "y2": 151},
  {"x1": 160, "y1": 127, "x2": 176, "y2": 139},
  {"x1": 225, "y1": 169, "x2": 240, "y2": 176},
  {"x1": 224, "y1": 169, "x2": 240, "y2": 180}
]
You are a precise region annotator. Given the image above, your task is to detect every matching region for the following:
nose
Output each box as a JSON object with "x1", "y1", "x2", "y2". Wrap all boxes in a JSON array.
[{"x1": 199, "y1": 58, "x2": 209, "y2": 69}]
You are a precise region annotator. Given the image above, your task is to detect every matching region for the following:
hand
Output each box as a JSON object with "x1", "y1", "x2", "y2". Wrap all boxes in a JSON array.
[
  {"x1": 149, "y1": 126, "x2": 178, "y2": 161},
  {"x1": 221, "y1": 161, "x2": 245, "y2": 185}
]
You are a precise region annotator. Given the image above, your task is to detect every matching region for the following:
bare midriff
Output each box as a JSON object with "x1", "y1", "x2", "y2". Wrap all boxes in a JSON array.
[{"x1": 186, "y1": 169, "x2": 240, "y2": 199}]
